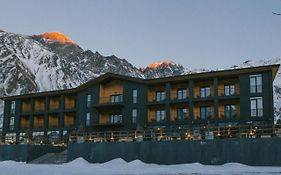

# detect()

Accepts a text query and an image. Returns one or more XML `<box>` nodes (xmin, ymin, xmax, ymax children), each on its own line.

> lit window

<box><xmin>87</xmin><ymin>94</ymin><xmax>92</xmax><ymax>107</ymax></box>
<box><xmin>86</xmin><ymin>113</ymin><xmax>91</xmax><ymax>126</ymax></box>
<box><xmin>156</xmin><ymin>110</ymin><xmax>166</xmax><ymax>122</ymax></box>
<box><xmin>251</xmin><ymin>97</ymin><xmax>263</xmax><ymax>117</ymax></box>
<box><xmin>250</xmin><ymin>74</ymin><xmax>262</xmax><ymax>93</ymax></box>
<box><xmin>133</xmin><ymin>89</ymin><xmax>137</xmax><ymax>103</ymax></box>
<box><xmin>132</xmin><ymin>109</ymin><xmax>137</xmax><ymax>123</ymax></box>
<box><xmin>224</xmin><ymin>85</ymin><xmax>235</xmax><ymax>96</ymax></box>
<box><xmin>200</xmin><ymin>87</ymin><xmax>211</xmax><ymax>98</ymax></box>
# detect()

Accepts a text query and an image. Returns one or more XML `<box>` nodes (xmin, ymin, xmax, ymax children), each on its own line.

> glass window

<box><xmin>10</xmin><ymin>101</ymin><xmax>16</xmax><ymax>115</ymax></box>
<box><xmin>200</xmin><ymin>87</ymin><xmax>211</xmax><ymax>98</ymax></box>
<box><xmin>250</xmin><ymin>74</ymin><xmax>262</xmax><ymax>93</ymax></box>
<box><xmin>224</xmin><ymin>104</ymin><xmax>236</xmax><ymax>118</ymax></box>
<box><xmin>250</xmin><ymin>97</ymin><xmax>263</xmax><ymax>117</ymax></box>
<box><xmin>156</xmin><ymin>110</ymin><xmax>166</xmax><ymax>122</ymax></box>
<box><xmin>87</xmin><ymin>94</ymin><xmax>92</xmax><ymax>107</ymax></box>
<box><xmin>177</xmin><ymin>89</ymin><xmax>187</xmax><ymax>100</ymax></box>
<box><xmin>110</xmin><ymin>94</ymin><xmax>123</xmax><ymax>103</ymax></box>
<box><xmin>224</xmin><ymin>85</ymin><xmax>235</xmax><ymax>96</ymax></box>
<box><xmin>110</xmin><ymin>114</ymin><xmax>122</xmax><ymax>124</ymax></box>
<box><xmin>177</xmin><ymin>108</ymin><xmax>188</xmax><ymax>121</ymax></box>
<box><xmin>133</xmin><ymin>89</ymin><xmax>137</xmax><ymax>103</ymax></box>
<box><xmin>9</xmin><ymin>117</ymin><xmax>15</xmax><ymax>131</ymax></box>
<box><xmin>156</xmin><ymin>91</ymin><xmax>166</xmax><ymax>101</ymax></box>
<box><xmin>132</xmin><ymin>109</ymin><xmax>137</xmax><ymax>123</ymax></box>
<box><xmin>86</xmin><ymin>113</ymin><xmax>91</xmax><ymax>126</ymax></box>
<box><xmin>200</xmin><ymin>106</ymin><xmax>211</xmax><ymax>120</ymax></box>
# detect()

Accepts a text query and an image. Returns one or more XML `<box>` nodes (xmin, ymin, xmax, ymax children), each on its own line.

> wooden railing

<box><xmin>69</xmin><ymin>124</ymin><xmax>281</xmax><ymax>144</ymax></box>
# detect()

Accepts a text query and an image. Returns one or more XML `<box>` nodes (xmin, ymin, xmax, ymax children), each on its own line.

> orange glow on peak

<box><xmin>41</xmin><ymin>32</ymin><xmax>75</xmax><ymax>45</ymax></box>
<box><xmin>147</xmin><ymin>61</ymin><xmax>176</xmax><ymax>70</ymax></box>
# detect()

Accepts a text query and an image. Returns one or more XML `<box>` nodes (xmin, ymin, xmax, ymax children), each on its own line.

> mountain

<box><xmin>0</xmin><ymin>30</ymin><xmax>280</xmax><ymax>125</ymax></box>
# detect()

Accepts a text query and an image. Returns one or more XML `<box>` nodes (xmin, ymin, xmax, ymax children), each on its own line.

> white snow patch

<box><xmin>0</xmin><ymin>158</ymin><xmax>281</xmax><ymax>175</ymax></box>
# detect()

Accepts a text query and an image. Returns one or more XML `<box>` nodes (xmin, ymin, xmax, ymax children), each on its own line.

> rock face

<box><xmin>0</xmin><ymin>30</ymin><xmax>280</xmax><ymax>124</ymax></box>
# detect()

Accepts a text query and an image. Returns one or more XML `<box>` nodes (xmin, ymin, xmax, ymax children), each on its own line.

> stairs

<box><xmin>29</xmin><ymin>150</ymin><xmax>68</xmax><ymax>164</ymax></box>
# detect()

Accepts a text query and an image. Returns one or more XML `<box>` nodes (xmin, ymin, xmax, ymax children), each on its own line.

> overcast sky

<box><xmin>1</xmin><ymin>0</ymin><xmax>281</xmax><ymax>69</ymax></box>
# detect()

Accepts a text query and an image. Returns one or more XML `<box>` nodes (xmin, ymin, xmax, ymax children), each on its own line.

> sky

<box><xmin>0</xmin><ymin>0</ymin><xmax>281</xmax><ymax>69</ymax></box>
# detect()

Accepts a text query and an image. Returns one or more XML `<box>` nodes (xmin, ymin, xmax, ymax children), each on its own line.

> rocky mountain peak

<box><xmin>40</xmin><ymin>32</ymin><xmax>76</xmax><ymax>45</ymax></box>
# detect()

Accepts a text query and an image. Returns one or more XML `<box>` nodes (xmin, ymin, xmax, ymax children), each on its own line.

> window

<box><xmin>133</xmin><ymin>89</ymin><xmax>137</xmax><ymax>103</ymax></box>
<box><xmin>200</xmin><ymin>87</ymin><xmax>211</xmax><ymax>98</ymax></box>
<box><xmin>86</xmin><ymin>113</ymin><xmax>91</xmax><ymax>126</ymax></box>
<box><xmin>224</xmin><ymin>104</ymin><xmax>236</xmax><ymax>118</ymax></box>
<box><xmin>177</xmin><ymin>108</ymin><xmax>188</xmax><ymax>121</ymax></box>
<box><xmin>224</xmin><ymin>85</ymin><xmax>235</xmax><ymax>96</ymax></box>
<box><xmin>250</xmin><ymin>74</ymin><xmax>262</xmax><ymax>93</ymax></box>
<box><xmin>10</xmin><ymin>101</ymin><xmax>16</xmax><ymax>115</ymax></box>
<box><xmin>110</xmin><ymin>95</ymin><xmax>123</xmax><ymax>103</ymax></box>
<box><xmin>132</xmin><ymin>109</ymin><xmax>137</xmax><ymax>123</ymax></box>
<box><xmin>87</xmin><ymin>94</ymin><xmax>92</xmax><ymax>107</ymax></box>
<box><xmin>156</xmin><ymin>110</ymin><xmax>166</xmax><ymax>122</ymax></box>
<box><xmin>156</xmin><ymin>91</ymin><xmax>166</xmax><ymax>101</ymax></box>
<box><xmin>251</xmin><ymin>97</ymin><xmax>263</xmax><ymax>117</ymax></box>
<box><xmin>177</xmin><ymin>89</ymin><xmax>187</xmax><ymax>100</ymax></box>
<box><xmin>110</xmin><ymin>114</ymin><xmax>122</xmax><ymax>124</ymax></box>
<box><xmin>200</xmin><ymin>106</ymin><xmax>211</xmax><ymax>120</ymax></box>
<box><xmin>9</xmin><ymin>117</ymin><xmax>15</xmax><ymax>131</ymax></box>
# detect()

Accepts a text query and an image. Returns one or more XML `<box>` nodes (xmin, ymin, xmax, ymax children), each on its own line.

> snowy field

<box><xmin>0</xmin><ymin>158</ymin><xmax>281</xmax><ymax>175</ymax></box>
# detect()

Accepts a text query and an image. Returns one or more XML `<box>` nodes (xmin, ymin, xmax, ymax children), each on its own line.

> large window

<box><xmin>251</xmin><ymin>97</ymin><xmax>263</xmax><ymax>117</ymax></box>
<box><xmin>200</xmin><ymin>87</ymin><xmax>211</xmax><ymax>98</ymax></box>
<box><xmin>200</xmin><ymin>106</ymin><xmax>211</xmax><ymax>120</ymax></box>
<box><xmin>87</xmin><ymin>94</ymin><xmax>92</xmax><ymax>107</ymax></box>
<box><xmin>224</xmin><ymin>85</ymin><xmax>235</xmax><ymax>96</ymax></box>
<box><xmin>110</xmin><ymin>94</ymin><xmax>123</xmax><ymax>103</ymax></box>
<box><xmin>86</xmin><ymin>113</ymin><xmax>91</xmax><ymax>126</ymax></box>
<box><xmin>110</xmin><ymin>114</ymin><xmax>122</xmax><ymax>124</ymax></box>
<box><xmin>156</xmin><ymin>91</ymin><xmax>166</xmax><ymax>101</ymax></box>
<box><xmin>156</xmin><ymin>110</ymin><xmax>166</xmax><ymax>122</ymax></box>
<box><xmin>250</xmin><ymin>74</ymin><xmax>262</xmax><ymax>93</ymax></box>
<box><xmin>10</xmin><ymin>101</ymin><xmax>16</xmax><ymax>115</ymax></box>
<box><xmin>132</xmin><ymin>109</ymin><xmax>137</xmax><ymax>123</ymax></box>
<box><xmin>224</xmin><ymin>104</ymin><xmax>236</xmax><ymax>118</ymax></box>
<box><xmin>9</xmin><ymin>117</ymin><xmax>15</xmax><ymax>131</ymax></box>
<box><xmin>133</xmin><ymin>89</ymin><xmax>138</xmax><ymax>104</ymax></box>
<box><xmin>177</xmin><ymin>108</ymin><xmax>188</xmax><ymax>121</ymax></box>
<box><xmin>177</xmin><ymin>89</ymin><xmax>187</xmax><ymax>100</ymax></box>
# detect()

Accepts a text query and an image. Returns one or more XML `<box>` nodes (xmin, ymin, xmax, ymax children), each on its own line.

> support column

<box><xmin>214</xmin><ymin>77</ymin><xmax>219</xmax><ymax>120</ymax></box>
<box><xmin>189</xmin><ymin>80</ymin><xmax>194</xmax><ymax>122</ymax></box>
<box><xmin>165</xmin><ymin>83</ymin><xmax>171</xmax><ymax>123</ymax></box>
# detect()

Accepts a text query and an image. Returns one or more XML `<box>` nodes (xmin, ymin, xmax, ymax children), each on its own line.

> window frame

<box><xmin>250</xmin><ymin>74</ymin><xmax>262</xmax><ymax>93</ymax></box>
<box><xmin>86</xmin><ymin>112</ymin><xmax>91</xmax><ymax>126</ymax></box>
<box><xmin>155</xmin><ymin>109</ymin><xmax>166</xmax><ymax>122</ymax></box>
<box><xmin>155</xmin><ymin>91</ymin><xmax>166</xmax><ymax>102</ymax></box>
<box><xmin>200</xmin><ymin>87</ymin><xmax>211</xmax><ymax>98</ymax></box>
<box><xmin>132</xmin><ymin>89</ymin><xmax>138</xmax><ymax>104</ymax></box>
<box><xmin>177</xmin><ymin>89</ymin><xmax>187</xmax><ymax>100</ymax></box>
<box><xmin>200</xmin><ymin>106</ymin><xmax>211</xmax><ymax>120</ymax></box>
<box><xmin>250</xmin><ymin>97</ymin><xmax>263</xmax><ymax>117</ymax></box>
<box><xmin>132</xmin><ymin>109</ymin><xmax>137</xmax><ymax>123</ymax></box>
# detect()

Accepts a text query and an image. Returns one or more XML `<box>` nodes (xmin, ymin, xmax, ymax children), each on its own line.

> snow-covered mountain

<box><xmin>0</xmin><ymin>30</ymin><xmax>280</xmax><ymax>123</ymax></box>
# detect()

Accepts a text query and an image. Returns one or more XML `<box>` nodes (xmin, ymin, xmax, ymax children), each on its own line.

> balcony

<box><xmin>96</xmin><ymin>112</ymin><xmax>124</xmax><ymax>129</ymax></box>
<box><xmin>21</xmin><ymin>100</ymin><xmax>31</xmax><ymax>113</ymax></box>
<box><xmin>218</xmin><ymin>110</ymin><xmax>240</xmax><ymax>120</ymax></box>
<box><xmin>64</xmin><ymin>96</ymin><xmax>76</xmax><ymax>110</ymax></box>
<box><xmin>33</xmin><ymin>115</ymin><xmax>44</xmax><ymax>129</ymax></box>
<box><xmin>49</xmin><ymin>97</ymin><xmax>61</xmax><ymax>111</ymax></box>
<box><xmin>34</xmin><ymin>98</ymin><xmax>45</xmax><ymax>112</ymax></box>
<box><xmin>170</xmin><ymin>92</ymin><xmax>188</xmax><ymax>104</ymax></box>
<box><xmin>20</xmin><ymin>116</ymin><xmax>30</xmax><ymax>129</ymax></box>
<box><xmin>94</xmin><ymin>95</ymin><xmax>124</xmax><ymax>108</ymax></box>
<box><xmin>193</xmin><ymin>82</ymin><xmax>214</xmax><ymax>101</ymax></box>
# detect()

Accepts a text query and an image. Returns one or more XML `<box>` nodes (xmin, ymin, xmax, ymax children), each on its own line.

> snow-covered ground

<box><xmin>0</xmin><ymin>158</ymin><xmax>281</xmax><ymax>175</ymax></box>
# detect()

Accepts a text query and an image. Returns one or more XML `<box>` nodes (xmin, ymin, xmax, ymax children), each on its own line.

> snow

<box><xmin>0</xmin><ymin>158</ymin><xmax>281</xmax><ymax>175</ymax></box>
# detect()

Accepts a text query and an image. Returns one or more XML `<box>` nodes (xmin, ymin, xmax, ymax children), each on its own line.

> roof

<box><xmin>1</xmin><ymin>64</ymin><xmax>279</xmax><ymax>100</ymax></box>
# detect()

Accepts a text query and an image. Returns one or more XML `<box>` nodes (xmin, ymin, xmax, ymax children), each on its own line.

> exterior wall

<box><xmin>1</xmin><ymin>69</ymin><xmax>276</xmax><ymax>142</ymax></box>
<box><xmin>67</xmin><ymin>138</ymin><xmax>281</xmax><ymax>166</ymax></box>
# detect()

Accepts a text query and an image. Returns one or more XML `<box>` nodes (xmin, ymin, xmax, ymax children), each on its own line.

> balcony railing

<box><xmin>170</xmin><ymin>93</ymin><xmax>188</xmax><ymax>101</ymax></box>
<box><xmin>218</xmin><ymin>110</ymin><xmax>240</xmax><ymax>119</ymax></box>
<box><xmin>99</xmin><ymin>95</ymin><xmax>123</xmax><ymax>105</ymax></box>
<box><xmin>218</xmin><ymin>88</ymin><xmax>240</xmax><ymax>97</ymax></box>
